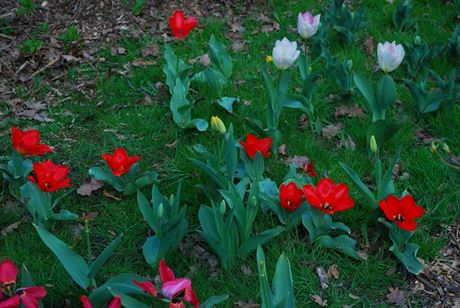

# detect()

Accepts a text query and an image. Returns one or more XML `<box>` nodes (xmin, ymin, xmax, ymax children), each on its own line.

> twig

<box><xmin>30</xmin><ymin>55</ymin><xmax>61</xmax><ymax>78</ymax></box>
<box><xmin>0</xmin><ymin>33</ymin><xmax>14</xmax><ymax>40</ymax></box>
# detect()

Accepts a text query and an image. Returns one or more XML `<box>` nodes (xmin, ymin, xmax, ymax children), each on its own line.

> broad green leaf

<box><xmin>377</xmin><ymin>75</ymin><xmax>396</xmax><ymax>109</ymax></box>
<box><xmin>354</xmin><ymin>74</ymin><xmax>378</xmax><ymax>119</ymax></box>
<box><xmin>339</xmin><ymin>162</ymin><xmax>378</xmax><ymax>209</ymax></box>
<box><xmin>218</xmin><ymin>96</ymin><xmax>239</xmax><ymax>113</ymax></box>
<box><xmin>239</xmin><ymin>226</ymin><xmax>284</xmax><ymax>258</ymax></box>
<box><xmin>34</xmin><ymin>224</ymin><xmax>90</xmax><ymax>289</ymax></box>
<box><xmin>257</xmin><ymin>246</ymin><xmax>275</xmax><ymax>307</ymax></box>
<box><xmin>87</xmin><ymin>235</ymin><xmax>123</xmax><ymax>280</ymax></box>
<box><xmin>90</xmin><ymin>274</ymin><xmax>148</xmax><ymax>307</ymax></box>
<box><xmin>200</xmin><ymin>294</ymin><xmax>230</xmax><ymax>308</ymax></box>
<box><xmin>143</xmin><ymin>236</ymin><xmax>163</xmax><ymax>266</ymax></box>
<box><xmin>367</xmin><ymin>120</ymin><xmax>399</xmax><ymax>148</ymax></box>
<box><xmin>272</xmin><ymin>253</ymin><xmax>295</xmax><ymax>308</ymax></box>
<box><xmin>110</xmin><ymin>291</ymin><xmax>151</xmax><ymax>308</ymax></box>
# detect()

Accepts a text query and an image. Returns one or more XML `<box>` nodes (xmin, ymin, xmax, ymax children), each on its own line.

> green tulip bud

<box><xmin>346</xmin><ymin>60</ymin><xmax>353</xmax><ymax>70</ymax></box>
<box><xmin>370</xmin><ymin>135</ymin><xmax>378</xmax><ymax>153</ymax></box>
<box><xmin>219</xmin><ymin>200</ymin><xmax>226</xmax><ymax>215</ymax></box>
<box><xmin>210</xmin><ymin>116</ymin><xmax>226</xmax><ymax>134</ymax></box>
<box><xmin>442</xmin><ymin>143</ymin><xmax>451</xmax><ymax>154</ymax></box>
<box><xmin>430</xmin><ymin>141</ymin><xmax>438</xmax><ymax>154</ymax></box>
<box><xmin>156</xmin><ymin>203</ymin><xmax>164</xmax><ymax>218</ymax></box>
<box><xmin>414</xmin><ymin>36</ymin><xmax>421</xmax><ymax>45</ymax></box>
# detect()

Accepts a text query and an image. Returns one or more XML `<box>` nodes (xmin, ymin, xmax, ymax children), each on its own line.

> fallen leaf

<box><xmin>327</xmin><ymin>264</ymin><xmax>340</xmax><ymax>279</ymax></box>
<box><xmin>278</xmin><ymin>144</ymin><xmax>287</xmax><ymax>155</ymax></box>
<box><xmin>232</xmin><ymin>40</ymin><xmax>246</xmax><ymax>52</ymax></box>
<box><xmin>141</xmin><ymin>45</ymin><xmax>160</xmax><ymax>57</ymax></box>
<box><xmin>316</xmin><ymin>266</ymin><xmax>329</xmax><ymax>289</ymax></box>
<box><xmin>103</xmin><ymin>190</ymin><xmax>122</xmax><ymax>201</ymax></box>
<box><xmin>240</xmin><ymin>265</ymin><xmax>254</xmax><ymax>276</ymax></box>
<box><xmin>321</xmin><ymin>123</ymin><xmax>343</xmax><ymax>140</ymax></box>
<box><xmin>365</xmin><ymin>36</ymin><xmax>376</xmax><ymax>56</ymax></box>
<box><xmin>283</xmin><ymin>155</ymin><xmax>310</xmax><ymax>169</ymax></box>
<box><xmin>77</xmin><ymin>178</ymin><xmax>103</xmax><ymax>196</ymax></box>
<box><xmin>131</xmin><ymin>59</ymin><xmax>156</xmax><ymax>67</ymax></box>
<box><xmin>1</xmin><ymin>221</ymin><xmax>22</xmax><ymax>236</ymax></box>
<box><xmin>261</xmin><ymin>22</ymin><xmax>280</xmax><ymax>33</ymax></box>
<box><xmin>310</xmin><ymin>294</ymin><xmax>328</xmax><ymax>307</ymax></box>
<box><xmin>348</xmin><ymin>293</ymin><xmax>360</xmax><ymax>300</ymax></box>
<box><xmin>337</xmin><ymin>136</ymin><xmax>356</xmax><ymax>151</ymax></box>
<box><xmin>386</xmin><ymin>287</ymin><xmax>405</xmax><ymax>307</ymax></box>
<box><xmin>298</xmin><ymin>114</ymin><xmax>309</xmax><ymax>131</ymax></box>
<box><xmin>334</xmin><ymin>105</ymin><xmax>366</xmax><ymax>118</ymax></box>
<box><xmin>386</xmin><ymin>266</ymin><xmax>397</xmax><ymax>276</ymax></box>
<box><xmin>234</xmin><ymin>300</ymin><xmax>261</xmax><ymax>308</ymax></box>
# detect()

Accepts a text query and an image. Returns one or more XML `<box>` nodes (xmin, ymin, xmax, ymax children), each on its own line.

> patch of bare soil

<box><xmin>407</xmin><ymin>223</ymin><xmax>460</xmax><ymax>307</ymax></box>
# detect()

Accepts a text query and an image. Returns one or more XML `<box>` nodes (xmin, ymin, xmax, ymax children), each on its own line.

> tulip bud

<box><xmin>156</xmin><ymin>203</ymin><xmax>164</xmax><ymax>218</ymax></box>
<box><xmin>210</xmin><ymin>116</ymin><xmax>226</xmax><ymax>134</ymax></box>
<box><xmin>377</xmin><ymin>41</ymin><xmax>405</xmax><ymax>73</ymax></box>
<box><xmin>346</xmin><ymin>60</ymin><xmax>353</xmax><ymax>70</ymax></box>
<box><xmin>442</xmin><ymin>143</ymin><xmax>451</xmax><ymax>154</ymax></box>
<box><xmin>370</xmin><ymin>135</ymin><xmax>378</xmax><ymax>153</ymax></box>
<box><xmin>430</xmin><ymin>141</ymin><xmax>438</xmax><ymax>154</ymax></box>
<box><xmin>219</xmin><ymin>200</ymin><xmax>226</xmax><ymax>215</ymax></box>
<box><xmin>414</xmin><ymin>36</ymin><xmax>421</xmax><ymax>45</ymax></box>
<box><xmin>297</xmin><ymin>11</ymin><xmax>321</xmax><ymax>39</ymax></box>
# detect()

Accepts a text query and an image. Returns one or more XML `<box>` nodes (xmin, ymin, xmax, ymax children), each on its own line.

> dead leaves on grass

<box><xmin>77</xmin><ymin>178</ymin><xmax>103</xmax><ymax>196</ymax></box>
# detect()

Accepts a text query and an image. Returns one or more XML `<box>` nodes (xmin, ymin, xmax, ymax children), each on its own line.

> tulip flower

<box><xmin>133</xmin><ymin>260</ymin><xmax>199</xmax><ymax>308</ymax></box>
<box><xmin>102</xmin><ymin>147</ymin><xmax>141</xmax><ymax>176</ymax></box>
<box><xmin>239</xmin><ymin>134</ymin><xmax>272</xmax><ymax>159</ymax></box>
<box><xmin>28</xmin><ymin>160</ymin><xmax>71</xmax><ymax>192</ymax></box>
<box><xmin>271</xmin><ymin>37</ymin><xmax>300</xmax><ymax>70</ymax></box>
<box><xmin>0</xmin><ymin>259</ymin><xmax>47</xmax><ymax>308</ymax></box>
<box><xmin>279</xmin><ymin>182</ymin><xmax>303</xmax><ymax>212</ymax></box>
<box><xmin>302</xmin><ymin>178</ymin><xmax>355</xmax><ymax>215</ymax></box>
<box><xmin>169</xmin><ymin>10</ymin><xmax>198</xmax><ymax>40</ymax></box>
<box><xmin>81</xmin><ymin>295</ymin><xmax>121</xmax><ymax>308</ymax></box>
<box><xmin>378</xmin><ymin>195</ymin><xmax>425</xmax><ymax>232</ymax></box>
<box><xmin>210</xmin><ymin>116</ymin><xmax>226</xmax><ymax>134</ymax></box>
<box><xmin>303</xmin><ymin>162</ymin><xmax>317</xmax><ymax>178</ymax></box>
<box><xmin>11</xmin><ymin>127</ymin><xmax>52</xmax><ymax>156</ymax></box>
<box><xmin>297</xmin><ymin>11</ymin><xmax>321</xmax><ymax>39</ymax></box>
<box><xmin>377</xmin><ymin>41</ymin><xmax>405</xmax><ymax>73</ymax></box>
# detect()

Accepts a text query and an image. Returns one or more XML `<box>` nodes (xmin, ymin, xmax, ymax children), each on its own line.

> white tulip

<box><xmin>272</xmin><ymin>37</ymin><xmax>300</xmax><ymax>70</ymax></box>
<box><xmin>297</xmin><ymin>11</ymin><xmax>321</xmax><ymax>39</ymax></box>
<box><xmin>377</xmin><ymin>41</ymin><xmax>405</xmax><ymax>73</ymax></box>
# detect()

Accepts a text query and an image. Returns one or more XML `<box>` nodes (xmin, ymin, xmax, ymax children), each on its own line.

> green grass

<box><xmin>1</xmin><ymin>0</ymin><xmax>459</xmax><ymax>306</ymax></box>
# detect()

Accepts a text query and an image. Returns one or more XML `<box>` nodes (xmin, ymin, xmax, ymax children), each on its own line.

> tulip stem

<box><xmin>84</xmin><ymin>219</ymin><xmax>93</xmax><ymax>264</ymax></box>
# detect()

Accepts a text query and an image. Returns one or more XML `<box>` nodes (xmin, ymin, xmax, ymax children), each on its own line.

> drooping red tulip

<box><xmin>302</xmin><ymin>178</ymin><xmax>355</xmax><ymax>215</ymax></box>
<box><xmin>11</xmin><ymin>127</ymin><xmax>52</xmax><ymax>156</ymax></box>
<box><xmin>0</xmin><ymin>260</ymin><xmax>46</xmax><ymax>308</ymax></box>
<box><xmin>378</xmin><ymin>194</ymin><xmax>425</xmax><ymax>232</ymax></box>
<box><xmin>169</xmin><ymin>10</ymin><xmax>198</xmax><ymax>40</ymax></box>
<box><xmin>132</xmin><ymin>280</ymin><xmax>158</xmax><ymax>297</ymax></box>
<box><xmin>279</xmin><ymin>182</ymin><xmax>303</xmax><ymax>212</ymax></box>
<box><xmin>80</xmin><ymin>295</ymin><xmax>121</xmax><ymax>308</ymax></box>
<box><xmin>160</xmin><ymin>259</ymin><xmax>199</xmax><ymax>308</ymax></box>
<box><xmin>240</xmin><ymin>134</ymin><xmax>272</xmax><ymax>159</ymax></box>
<box><xmin>28</xmin><ymin>160</ymin><xmax>71</xmax><ymax>192</ymax></box>
<box><xmin>303</xmin><ymin>162</ymin><xmax>317</xmax><ymax>178</ymax></box>
<box><xmin>102</xmin><ymin>147</ymin><xmax>141</xmax><ymax>176</ymax></box>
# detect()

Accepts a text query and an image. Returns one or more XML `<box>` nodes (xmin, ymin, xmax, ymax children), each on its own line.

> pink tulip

<box><xmin>297</xmin><ymin>11</ymin><xmax>321</xmax><ymax>39</ymax></box>
<box><xmin>377</xmin><ymin>41</ymin><xmax>405</xmax><ymax>73</ymax></box>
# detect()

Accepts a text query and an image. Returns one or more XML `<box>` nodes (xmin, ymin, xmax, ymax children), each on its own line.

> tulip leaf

<box><xmin>315</xmin><ymin>234</ymin><xmax>364</xmax><ymax>260</ymax></box>
<box><xmin>88</xmin><ymin>234</ymin><xmax>123</xmax><ymax>280</ymax></box>
<box><xmin>21</xmin><ymin>181</ymin><xmax>52</xmax><ymax>222</ymax></box>
<box><xmin>200</xmin><ymin>294</ymin><xmax>230</xmax><ymax>308</ymax></box>
<box><xmin>272</xmin><ymin>253</ymin><xmax>295</xmax><ymax>308</ymax></box>
<box><xmin>34</xmin><ymin>224</ymin><xmax>90</xmax><ymax>289</ymax></box>
<box><xmin>354</xmin><ymin>74</ymin><xmax>379</xmax><ymax>120</ymax></box>
<box><xmin>109</xmin><ymin>291</ymin><xmax>151</xmax><ymax>308</ymax></box>
<box><xmin>90</xmin><ymin>274</ymin><xmax>148</xmax><ymax>307</ymax></box>
<box><xmin>257</xmin><ymin>245</ymin><xmax>275</xmax><ymax>307</ymax></box>
<box><xmin>339</xmin><ymin>161</ymin><xmax>378</xmax><ymax>209</ymax></box>
<box><xmin>208</xmin><ymin>34</ymin><xmax>232</xmax><ymax>79</ymax></box>
<box><xmin>89</xmin><ymin>167</ymin><xmax>125</xmax><ymax>192</ymax></box>
<box><xmin>188</xmin><ymin>118</ymin><xmax>209</xmax><ymax>132</ymax></box>
<box><xmin>367</xmin><ymin>120</ymin><xmax>399</xmax><ymax>149</ymax></box>
<box><xmin>377</xmin><ymin>75</ymin><xmax>396</xmax><ymax>109</ymax></box>
<box><xmin>239</xmin><ymin>226</ymin><xmax>284</xmax><ymax>258</ymax></box>
<box><xmin>218</xmin><ymin>96</ymin><xmax>239</xmax><ymax>113</ymax></box>
<box><xmin>48</xmin><ymin>209</ymin><xmax>79</xmax><ymax>221</ymax></box>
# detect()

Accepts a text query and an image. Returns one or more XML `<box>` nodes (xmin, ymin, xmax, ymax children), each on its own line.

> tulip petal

<box><xmin>0</xmin><ymin>259</ymin><xmax>18</xmax><ymax>285</ymax></box>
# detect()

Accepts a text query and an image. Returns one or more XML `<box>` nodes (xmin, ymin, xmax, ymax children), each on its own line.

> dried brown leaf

<box><xmin>141</xmin><ymin>45</ymin><xmax>160</xmax><ymax>57</ymax></box>
<box><xmin>310</xmin><ymin>294</ymin><xmax>328</xmax><ymax>307</ymax></box>
<box><xmin>327</xmin><ymin>264</ymin><xmax>340</xmax><ymax>279</ymax></box>
<box><xmin>316</xmin><ymin>266</ymin><xmax>329</xmax><ymax>289</ymax></box>
<box><xmin>321</xmin><ymin>123</ymin><xmax>343</xmax><ymax>140</ymax></box>
<box><xmin>103</xmin><ymin>190</ymin><xmax>122</xmax><ymax>201</ymax></box>
<box><xmin>283</xmin><ymin>155</ymin><xmax>310</xmax><ymax>169</ymax></box>
<box><xmin>77</xmin><ymin>178</ymin><xmax>103</xmax><ymax>196</ymax></box>
<box><xmin>334</xmin><ymin>105</ymin><xmax>366</xmax><ymax>118</ymax></box>
<box><xmin>278</xmin><ymin>144</ymin><xmax>287</xmax><ymax>155</ymax></box>
<box><xmin>386</xmin><ymin>287</ymin><xmax>405</xmax><ymax>306</ymax></box>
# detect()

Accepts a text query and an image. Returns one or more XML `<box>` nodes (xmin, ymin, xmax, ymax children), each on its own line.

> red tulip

<box><xmin>80</xmin><ymin>295</ymin><xmax>121</xmax><ymax>308</ymax></box>
<box><xmin>240</xmin><ymin>134</ymin><xmax>272</xmax><ymax>159</ymax></box>
<box><xmin>160</xmin><ymin>260</ymin><xmax>199</xmax><ymax>308</ymax></box>
<box><xmin>11</xmin><ymin>127</ymin><xmax>52</xmax><ymax>156</ymax></box>
<box><xmin>302</xmin><ymin>178</ymin><xmax>355</xmax><ymax>215</ymax></box>
<box><xmin>0</xmin><ymin>260</ymin><xmax>18</xmax><ymax>287</ymax></box>
<box><xmin>169</xmin><ymin>10</ymin><xmax>198</xmax><ymax>40</ymax></box>
<box><xmin>0</xmin><ymin>260</ymin><xmax>46</xmax><ymax>308</ymax></box>
<box><xmin>17</xmin><ymin>286</ymin><xmax>47</xmax><ymax>308</ymax></box>
<box><xmin>132</xmin><ymin>280</ymin><xmax>158</xmax><ymax>297</ymax></box>
<box><xmin>303</xmin><ymin>162</ymin><xmax>317</xmax><ymax>178</ymax></box>
<box><xmin>28</xmin><ymin>161</ymin><xmax>71</xmax><ymax>192</ymax></box>
<box><xmin>0</xmin><ymin>295</ymin><xmax>20</xmax><ymax>308</ymax></box>
<box><xmin>102</xmin><ymin>147</ymin><xmax>141</xmax><ymax>176</ymax></box>
<box><xmin>378</xmin><ymin>195</ymin><xmax>425</xmax><ymax>232</ymax></box>
<box><xmin>279</xmin><ymin>182</ymin><xmax>303</xmax><ymax>212</ymax></box>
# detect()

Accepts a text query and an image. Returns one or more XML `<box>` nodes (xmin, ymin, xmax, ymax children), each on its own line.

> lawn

<box><xmin>1</xmin><ymin>0</ymin><xmax>459</xmax><ymax>307</ymax></box>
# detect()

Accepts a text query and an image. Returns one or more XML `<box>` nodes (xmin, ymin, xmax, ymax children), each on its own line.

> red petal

<box><xmin>21</xmin><ymin>130</ymin><xmax>40</xmax><ymax>146</ymax></box>
<box><xmin>0</xmin><ymin>259</ymin><xmax>18</xmax><ymax>285</ymax></box>
<box><xmin>302</xmin><ymin>185</ymin><xmax>322</xmax><ymax>208</ymax></box>
<box><xmin>19</xmin><ymin>286</ymin><xmax>47</xmax><ymax>308</ymax></box>
<box><xmin>183</xmin><ymin>284</ymin><xmax>200</xmax><ymax>308</ymax></box>
<box><xmin>398</xmin><ymin>220</ymin><xmax>417</xmax><ymax>232</ymax></box>
<box><xmin>108</xmin><ymin>296</ymin><xmax>121</xmax><ymax>308</ymax></box>
<box><xmin>257</xmin><ymin>137</ymin><xmax>272</xmax><ymax>156</ymax></box>
<box><xmin>159</xmin><ymin>260</ymin><xmax>175</xmax><ymax>283</ymax></box>
<box><xmin>132</xmin><ymin>280</ymin><xmax>158</xmax><ymax>297</ymax></box>
<box><xmin>0</xmin><ymin>295</ymin><xmax>20</xmax><ymax>308</ymax></box>
<box><xmin>317</xmin><ymin>178</ymin><xmax>335</xmax><ymax>199</ymax></box>
<box><xmin>378</xmin><ymin>195</ymin><xmax>400</xmax><ymax>221</ymax></box>
<box><xmin>399</xmin><ymin>195</ymin><xmax>425</xmax><ymax>220</ymax></box>
<box><xmin>80</xmin><ymin>295</ymin><xmax>93</xmax><ymax>308</ymax></box>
